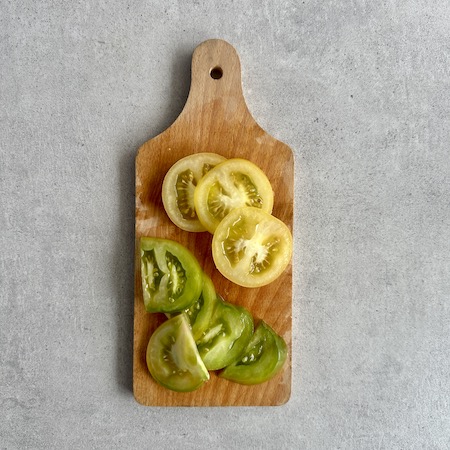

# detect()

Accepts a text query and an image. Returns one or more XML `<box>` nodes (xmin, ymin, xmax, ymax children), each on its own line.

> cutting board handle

<box><xmin>179</xmin><ymin>39</ymin><xmax>252</xmax><ymax>129</ymax></box>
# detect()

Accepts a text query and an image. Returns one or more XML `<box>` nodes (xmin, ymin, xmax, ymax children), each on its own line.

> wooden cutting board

<box><xmin>133</xmin><ymin>39</ymin><xmax>294</xmax><ymax>406</ymax></box>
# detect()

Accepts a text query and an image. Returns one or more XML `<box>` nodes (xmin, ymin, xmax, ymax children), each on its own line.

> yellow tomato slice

<box><xmin>162</xmin><ymin>153</ymin><xmax>226</xmax><ymax>232</ymax></box>
<box><xmin>212</xmin><ymin>207</ymin><xmax>292</xmax><ymax>288</ymax></box>
<box><xmin>194</xmin><ymin>159</ymin><xmax>274</xmax><ymax>234</ymax></box>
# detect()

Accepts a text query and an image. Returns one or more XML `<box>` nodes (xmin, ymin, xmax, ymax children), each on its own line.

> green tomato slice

<box><xmin>183</xmin><ymin>273</ymin><xmax>218</xmax><ymax>341</ymax></box>
<box><xmin>219</xmin><ymin>321</ymin><xmax>288</xmax><ymax>385</ymax></box>
<box><xmin>196</xmin><ymin>297</ymin><xmax>254</xmax><ymax>371</ymax></box>
<box><xmin>146</xmin><ymin>313</ymin><xmax>209</xmax><ymax>392</ymax></box>
<box><xmin>140</xmin><ymin>238</ymin><xmax>203</xmax><ymax>313</ymax></box>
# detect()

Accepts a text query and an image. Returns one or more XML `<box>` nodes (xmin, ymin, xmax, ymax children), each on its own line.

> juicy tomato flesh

<box><xmin>162</xmin><ymin>153</ymin><xmax>226</xmax><ymax>232</ymax></box>
<box><xmin>196</xmin><ymin>297</ymin><xmax>254</xmax><ymax>371</ymax></box>
<box><xmin>146</xmin><ymin>313</ymin><xmax>209</xmax><ymax>392</ymax></box>
<box><xmin>212</xmin><ymin>207</ymin><xmax>293</xmax><ymax>288</ymax></box>
<box><xmin>140</xmin><ymin>238</ymin><xmax>203</xmax><ymax>313</ymax></box>
<box><xmin>194</xmin><ymin>158</ymin><xmax>274</xmax><ymax>233</ymax></box>
<box><xmin>183</xmin><ymin>273</ymin><xmax>218</xmax><ymax>342</ymax></box>
<box><xmin>219</xmin><ymin>321</ymin><xmax>288</xmax><ymax>385</ymax></box>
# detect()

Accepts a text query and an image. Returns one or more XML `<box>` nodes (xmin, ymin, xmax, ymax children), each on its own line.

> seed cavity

<box><xmin>222</xmin><ymin>237</ymin><xmax>247</xmax><ymax>266</ymax></box>
<box><xmin>207</xmin><ymin>182</ymin><xmax>232</xmax><ymax>220</ymax></box>
<box><xmin>142</xmin><ymin>249</ymin><xmax>162</xmax><ymax>293</ymax></box>
<box><xmin>176</xmin><ymin>169</ymin><xmax>197</xmax><ymax>220</ymax></box>
<box><xmin>231</xmin><ymin>172</ymin><xmax>263</xmax><ymax>208</ymax></box>
<box><xmin>166</xmin><ymin>252</ymin><xmax>186</xmax><ymax>297</ymax></box>
<box><xmin>249</xmin><ymin>238</ymin><xmax>280</xmax><ymax>274</ymax></box>
<box><xmin>202</xmin><ymin>163</ymin><xmax>216</xmax><ymax>176</ymax></box>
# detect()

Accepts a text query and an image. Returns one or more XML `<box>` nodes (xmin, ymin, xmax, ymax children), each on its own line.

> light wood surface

<box><xmin>133</xmin><ymin>39</ymin><xmax>294</xmax><ymax>406</ymax></box>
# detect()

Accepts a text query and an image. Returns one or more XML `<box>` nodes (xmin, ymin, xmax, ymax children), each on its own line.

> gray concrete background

<box><xmin>1</xmin><ymin>1</ymin><xmax>449</xmax><ymax>449</ymax></box>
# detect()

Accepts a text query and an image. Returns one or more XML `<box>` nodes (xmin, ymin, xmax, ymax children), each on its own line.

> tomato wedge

<box><xmin>212</xmin><ymin>207</ymin><xmax>293</xmax><ymax>288</ymax></box>
<box><xmin>183</xmin><ymin>273</ymin><xmax>218</xmax><ymax>341</ymax></box>
<box><xmin>140</xmin><ymin>238</ymin><xmax>203</xmax><ymax>313</ymax></box>
<box><xmin>194</xmin><ymin>158</ymin><xmax>274</xmax><ymax>233</ymax></box>
<box><xmin>219</xmin><ymin>321</ymin><xmax>288</xmax><ymax>385</ymax></box>
<box><xmin>162</xmin><ymin>153</ymin><xmax>226</xmax><ymax>232</ymax></box>
<box><xmin>146</xmin><ymin>313</ymin><xmax>209</xmax><ymax>392</ymax></box>
<box><xmin>196</xmin><ymin>297</ymin><xmax>254</xmax><ymax>371</ymax></box>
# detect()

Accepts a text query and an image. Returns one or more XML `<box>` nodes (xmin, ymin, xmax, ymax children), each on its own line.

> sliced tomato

<box><xmin>162</xmin><ymin>152</ymin><xmax>226</xmax><ymax>232</ymax></box>
<box><xmin>194</xmin><ymin>158</ymin><xmax>274</xmax><ymax>233</ymax></box>
<box><xmin>183</xmin><ymin>273</ymin><xmax>218</xmax><ymax>341</ymax></box>
<box><xmin>196</xmin><ymin>297</ymin><xmax>254</xmax><ymax>371</ymax></box>
<box><xmin>140</xmin><ymin>237</ymin><xmax>203</xmax><ymax>313</ymax></box>
<box><xmin>219</xmin><ymin>321</ymin><xmax>288</xmax><ymax>385</ymax></box>
<box><xmin>146</xmin><ymin>313</ymin><xmax>209</xmax><ymax>392</ymax></box>
<box><xmin>212</xmin><ymin>207</ymin><xmax>292</xmax><ymax>288</ymax></box>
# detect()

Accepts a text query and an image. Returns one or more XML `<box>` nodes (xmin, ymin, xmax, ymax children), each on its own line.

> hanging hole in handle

<box><xmin>210</xmin><ymin>66</ymin><xmax>223</xmax><ymax>80</ymax></box>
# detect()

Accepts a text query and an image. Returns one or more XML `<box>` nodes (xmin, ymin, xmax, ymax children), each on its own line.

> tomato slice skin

<box><xmin>212</xmin><ymin>206</ymin><xmax>293</xmax><ymax>288</ymax></box>
<box><xmin>146</xmin><ymin>313</ymin><xmax>210</xmax><ymax>392</ymax></box>
<box><xmin>162</xmin><ymin>153</ymin><xmax>226</xmax><ymax>232</ymax></box>
<box><xmin>196</xmin><ymin>297</ymin><xmax>254</xmax><ymax>371</ymax></box>
<box><xmin>219</xmin><ymin>321</ymin><xmax>288</xmax><ymax>385</ymax></box>
<box><xmin>140</xmin><ymin>238</ymin><xmax>203</xmax><ymax>313</ymax></box>
<box><xmin>194</xmin><ymin>158</ymin><xmax>274</xmax><ymax>233</ymax></box>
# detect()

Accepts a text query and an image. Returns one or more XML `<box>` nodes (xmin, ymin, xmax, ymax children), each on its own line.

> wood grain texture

<box><xmin>133</xmin><ymin>39</ymin><xmax>294</xmax><ymax>406</ymax></box>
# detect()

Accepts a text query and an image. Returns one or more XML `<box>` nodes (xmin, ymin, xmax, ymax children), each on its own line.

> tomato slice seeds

<box><xmin>162</xmin><ymin>153</ymin><xmax>226</xmax><ymax>232</ymax></box>
<box><xmin>140</xmin><ymin>238</ymin><xmax>203</xmax><ymax>313</ymax></box>
<box><xmin>212</xmin><ymin>207</ymin><xmax>293</xmax><ymax>288</ymax></box>
<box><xmin>194</xmin><ymin>158</ymin><xmax>274</xmax><ymax>233</ymax></box>
<box><xmin>146</xmin><ymin>313</ymin><xmax>210</xmax><ymax>392</ymax></box>
<box><xmin>219</xmin><ymin>321</ymin><xmax>288</xmax><ymax>385</ymax></box>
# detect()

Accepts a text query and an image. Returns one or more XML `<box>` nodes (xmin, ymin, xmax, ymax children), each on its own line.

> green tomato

<box><xmin>183</xmin><ymin>273</ymin><xmax>218</xmax><ymax>341</ymax></box>
<box><xmin>140</xmin><ymin>238</ymin><xmax>203</xmax><ymax>313</ymax></box>
<box><xmin>219</xmin><ymin>321</ymin><xmax>288</xmax><ymax>385</ymax></box>
<box><xmin>146</xmin><ymin>313</ymin><xmax>209</xmax><ymax>392</ymax></box>
<box><xmin>196</xmin><ymin>297</ymin><xmax>254</xmax><ymax>371</ymax></box>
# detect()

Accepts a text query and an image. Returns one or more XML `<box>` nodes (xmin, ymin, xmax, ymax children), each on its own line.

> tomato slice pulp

<box><xmin>196</xmin><ymin>297</ymin><xmax>254</xmax><ymax>371</ymax></box>
<box><xmin>140</xmin><ymin>238</ymin><xmax>203</xmax><ymax>313</ymax></box>
<box><xmin>162</xmin><ymin>152</ymin><xmax>226</xmax><ymax>232</ymax></box>
<box><xmin>183</xmin><ymin>273</ymin><xmax>218</xmax><ymax>341</ymax></box>
<box><xmin>194</xmin><ymin>158</ymin><xmax>274</xmax><ymax>233</ymax></box>
<box><xmin>220</xmin><ymin>321</ymin><xmax>288</xmax><ymax>385</ymax></box>
<box><xmin>212</xmin><ymin>206</ymin><xmax>293</xmax><ymax>288</ymax></box>
<box><xmin>146</xmin><ymin>313</ymin><xmax>209</xmax><ymax>392</ymax></box>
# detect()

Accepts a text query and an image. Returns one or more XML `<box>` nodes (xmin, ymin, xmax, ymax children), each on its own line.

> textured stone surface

<box><xmin>1</xmin><ymin>1</ymin><xmax>449</xmax><ymax>449</ymax></box>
